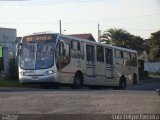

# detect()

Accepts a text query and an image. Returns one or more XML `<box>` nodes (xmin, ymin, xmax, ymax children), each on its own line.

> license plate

<box><xmin>28</xmin><ymin>70</ymin><xmax>34</xmax><ymax>73</ymax></box>
<box><xmin>32</xmin><ymin>76</ymin><xmax>39</xmax><ymax>80</ymax></box>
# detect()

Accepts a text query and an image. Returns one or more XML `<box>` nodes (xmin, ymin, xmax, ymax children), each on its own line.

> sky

<box><xmin>0</xmin><ymin>0</ymin><xmax>160</xmax><ymax>41</ymax></box>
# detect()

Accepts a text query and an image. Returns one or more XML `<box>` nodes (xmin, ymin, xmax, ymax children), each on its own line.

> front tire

<box><xmin>72</xmin><ymin>74</ymin><xmax>83</xmax><ymax>89</ymax></box>
<box><xmin>133</xmin><ymin>73</ymin><xmax>137</xmax><ymax>85</ymax></box>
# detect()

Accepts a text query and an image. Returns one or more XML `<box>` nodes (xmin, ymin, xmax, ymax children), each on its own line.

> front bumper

<box><xmin>19</xmin><ymin>73</ymin><xmax>58</xmax><ymax>84</ymax></box>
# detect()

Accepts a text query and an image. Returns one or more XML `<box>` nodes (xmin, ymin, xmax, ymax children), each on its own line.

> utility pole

<box><xmin>59</xmin><ymin>20</ymin><xmax>62</xmax><ymax>34</ymax></box>
<box><xmin>98</xmin><ymin>23</ymin><xmax>100</xmax><ymax>43</ymax></box>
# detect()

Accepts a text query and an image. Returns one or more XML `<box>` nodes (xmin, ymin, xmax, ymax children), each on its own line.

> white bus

<box><xmin>16</xmin><ymin>33</ymin><xmax>138</xmax><ymax>89</ymax></box>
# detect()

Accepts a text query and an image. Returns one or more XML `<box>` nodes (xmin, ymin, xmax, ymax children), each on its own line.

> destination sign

<box><xmin>24</xmin><ymin>35</ymin><xmax>53</xmax><ymax>42</ymax></box>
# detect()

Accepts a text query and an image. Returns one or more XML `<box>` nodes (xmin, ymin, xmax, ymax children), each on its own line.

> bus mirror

<box><xmin>16</xmin><ymin>43</ymin><xmax>22</xmax><ymax>56</ymax></box>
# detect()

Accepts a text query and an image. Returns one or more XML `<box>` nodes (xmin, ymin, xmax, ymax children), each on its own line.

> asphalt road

<box><xmin>0</xmin><ymin>81</ymin><xmax>160</xmax><ymax>114</ymax></box>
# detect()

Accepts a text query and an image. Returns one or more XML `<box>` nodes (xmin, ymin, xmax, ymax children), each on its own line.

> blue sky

<box><xmin>0</xmin><ymin>0</ymin><xmax>160</xmax><ymax>41</ymax></box>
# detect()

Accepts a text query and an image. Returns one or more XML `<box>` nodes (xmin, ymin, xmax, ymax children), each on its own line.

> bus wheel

<box><xmin>133</xmin><ymin>73</ymin><xmax>137</xmax><ymax>85</ymax></box>
<box><xmin>119</xmin><ymin>76</ymin><xmax>126</xmax><ymax>90</ymax></box>
<box><xmin>72</xmin><ymin>73</ymin><xmax>83</xmax><ymax>89</ymax></box>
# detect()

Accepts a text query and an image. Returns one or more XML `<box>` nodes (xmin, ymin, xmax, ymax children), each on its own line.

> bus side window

<box><xmin>86</xmin><ymin>45</ymin><xmax>94</xmax><ymax>64</ymax></box>
<box><xmin>124</xmin><ymin>52</ymin><xmax>131</xmax><ymax>66</ymax></box>
<box><xmin>71</xmin><ymin>40</ymin><xmax>80</xmax><ymax>59</ymax></box>
<box><xmin>105</xmin><ymin>48</ymin><xmax>113</xmax><ymax>67</ymax></box>
<box><xmin>80</xmin><ymin>42</ymin><xmax>84</xmax><ymax>59</ymax></box>
<box><xmin>131</xmin><ymin>53</ymin><xmax>137</xmax><ymax>67</ymax></box>
<box><xmin>115</xmin><ymin>50</ymin><xmax>123</xmax><ymax>58</ymax></box>
<box><xmin>115</xmin><ymin>50</ymin><xmax>123</xmax><ymax>65</ymax></box>
<box><xmin>97</xmin><ymin>46</ymin><xmax>104</xmax><ymax>62</ymax></box>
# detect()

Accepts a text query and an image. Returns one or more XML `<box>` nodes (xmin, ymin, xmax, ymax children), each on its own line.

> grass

<box><xmin>0</xmin><ymin>79</ymin><xmax>22</xmax><ymax>87</ymax></box>
<box><xmin>0</xmin><ymin>79</ymin><xmax>40</xmax><ymax>88</ymax></box>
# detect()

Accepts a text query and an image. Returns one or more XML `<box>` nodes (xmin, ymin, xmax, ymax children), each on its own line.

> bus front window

<box><xmin>20</xmin><ymin>42</ymin><xmax>54</xmax><ymax>69</ymax></box>
<box><xmin>20</xmin><ymin>43</ymin><xmax>35</xmax><ymax>69</ymax></box>
<box><xmin>36</xmin><ymin>43</ymin><xmax>54</xmax><ymax>69</ymax></box>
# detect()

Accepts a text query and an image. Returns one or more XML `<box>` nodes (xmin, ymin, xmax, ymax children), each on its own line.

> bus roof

<box><xmin>23</xmin><ymin>32</ymin><xmax>137</xmax><ymax>53</ymax></box>
<box><xmin>61</xmin><ymin>33</ymin><xmax>137</xmax><ymax>53</ymax></box>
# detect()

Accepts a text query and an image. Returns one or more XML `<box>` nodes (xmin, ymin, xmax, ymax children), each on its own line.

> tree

<box><xmin>100</xmin><ymin>28</ymin><xmax>144</xmax><ymax>51</ymax></box>
<box><xmin>148</xmin><ymin>30</ymin><xmax>160</xmax><ymax>61</ymax></box>
<box><xmin>100</xmin><ymin>28</ymin><xmax>128</xmax><ymax>45</ymax></box>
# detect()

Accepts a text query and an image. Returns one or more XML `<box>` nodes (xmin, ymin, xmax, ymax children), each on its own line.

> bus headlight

<box><xmin>43</xmin><ymin>70</ymin><xmax>54</xmax><ymax>75</ymax></box>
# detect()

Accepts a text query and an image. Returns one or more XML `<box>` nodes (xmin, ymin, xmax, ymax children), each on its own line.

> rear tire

<box><xmin>119</xmin><ymin>76</ymin><xmax>126</xmax><ymax>90</ymax></box>
<box><xmin>72</xmin><ymin>74</ymin><xmax>83</xmax><ymax>89</ymax></box>
<box><xmin>133</xmin><ymin>73</ymin><xmax>137</xmax><ymax>85</ymax></box>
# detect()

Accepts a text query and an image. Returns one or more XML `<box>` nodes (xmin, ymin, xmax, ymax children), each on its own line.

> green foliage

<box><xmin>100</xmin><ymin>28</ymin><xmax>144</xmax><ymax>51</ymax></box>
<box><xmin>0</xmin><ymin>79</ymin><xmax>38</xmax><ymax>88</ymax></box>
<box><xmin>0</xmin><ymin>79</ymin><xmax>21</xmax><ymax>87</ymax></box>
<box><xmin>148</xmin><ymin>30</ymin><xmax>160</xmax><ymax>61</ymax></box>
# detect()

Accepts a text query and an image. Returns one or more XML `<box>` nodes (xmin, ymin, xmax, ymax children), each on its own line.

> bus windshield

<box><xmin>20</xmin><ymin>42</ymin><xmax>55</xmax><ymax>69</ymax></box>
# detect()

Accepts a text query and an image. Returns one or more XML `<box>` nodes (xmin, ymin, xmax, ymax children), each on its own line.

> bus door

<box><xmin>86</xmin><ymin>44</ymin><xmax>96</xmax><ymax>81</ymax></box>
<box><xmin>57</xmin><ymin>37</ymin><xmax>70</xmax><ymax>72</ymax></box>
<box><xmin>124</xmin><ymin>52</ymin><xmax>138</xmax><ymax>85</ymax></box>
<box><xmin>105</xmin><ymin>48</ymin><xmax>114</xmax><ymax>85</ymax></box>
<box><xmin>123</xmin><ymin>52</ymin><xmax>132</xmax><ymax>83</ymax></box>
<box><xmin>96</xmin><ymin>46</ymin><xmax>105</xmax><ymax>85</ymax></box>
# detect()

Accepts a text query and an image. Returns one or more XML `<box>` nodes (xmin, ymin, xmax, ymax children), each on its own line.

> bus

<box><xmin>16</xmin><ymin>32</ymin><xmax>138</xmax><ymax>89</ymax></box>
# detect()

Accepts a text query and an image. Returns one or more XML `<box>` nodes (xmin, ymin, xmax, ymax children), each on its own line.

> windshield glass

<box><xmin>36</xmin><ymin>43</ymin><xmax>54</xmax><ymax>69</ymax></box>
<box><xmin>20</xmin><ymin>42</ymin><xmax>54</xmax><ymax>70</ymax></box>
<box><xmin>20</xmin><ymin>43</ymin><xmax>35</xmax><ymax>69</ymax></box>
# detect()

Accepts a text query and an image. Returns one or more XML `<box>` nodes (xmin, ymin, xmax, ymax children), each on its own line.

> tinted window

<box><xmin>115</xmin><ymin>50</ymin><xmax>123</xmax><ymax>65</ymax></box>
<box><xmin>97</xmin><ymin>46</ymin><xmax>104</xmax><ymax>62</ymax></box>
<box><xmin>86</xmin><ymin>45</ymin><xmax>94</xmax><ymax>64</ymax></box>
<box><xmin>131</xmin><ymin>53</ymin><xmax>137</xmax><ymax>67</ymax></box>
<box><xmin>115</xmin><ymin>50</ymin><xmax>123</xmax><ymax>58</ymax></box>
<box><xmin>124</xmin><ymin>52</ymin><xmax>131</xmax><ymax>66</ymax></box>
<box><xmin>105</xmin><ymin>48</ymin><xmax>113</xmax><ymax>67</ymax></box>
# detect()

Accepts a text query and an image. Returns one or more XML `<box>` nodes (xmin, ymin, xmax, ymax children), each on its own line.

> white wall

<box><xmin>144</xmin><ymin>62</ymin><xmax>160</xmax><ymax>73</ymax></box>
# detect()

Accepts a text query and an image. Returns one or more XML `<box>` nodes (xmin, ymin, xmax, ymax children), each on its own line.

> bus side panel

<box><xmin>59</xmin><ymin>64</ymin><xmax>74</xmax><ymax>84</ymax></box>
<box><xmin>114</xmin><ymin>62</ymin><xmax>124</xmax><ymax>86</ymax></box>
<box><xmin>96</xmin><ymin>61</ymin><xmax>106</xmax><ymax>85</ymax></box>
